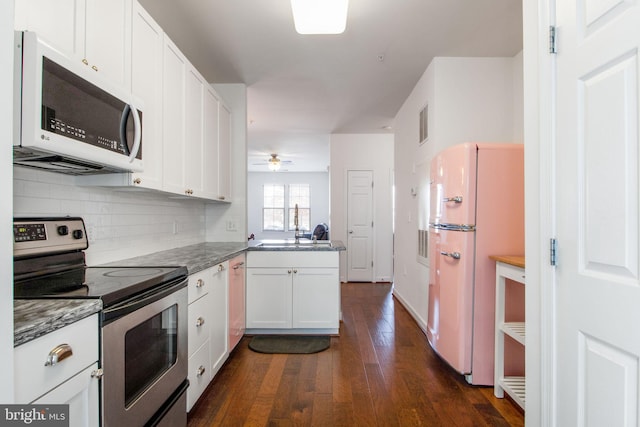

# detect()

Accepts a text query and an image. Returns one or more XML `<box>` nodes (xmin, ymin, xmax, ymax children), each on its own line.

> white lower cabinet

<box><xmin>246</xmin><ymin>251</ymin><xmax>340</xmax><ymax>333</ymax></box>
<box><xmin>14</xmin><ymin>314</ymin><xmax>100</xmax><ymax>427</ymax></box>
<box><xmin>209</xmin><ymin>263</ymin><xmax>228</xmax><ymax>377</ymax></box>
<box><xmin>186</xmin><ymin>262</ymin><xmax>229</xmax><ymax>412</ymax></box>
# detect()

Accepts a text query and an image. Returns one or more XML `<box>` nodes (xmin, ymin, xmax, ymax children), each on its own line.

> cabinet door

<box><xmin>217</xmin><ymin>102</ymin><xmax>232</xmax><ymax>201</ymax></box>
<box><xmin>33</xmin><ymin>363</ymin><xmax>100</xmax><ymax>427</ymax></box>
<box><xmin>246</xmin><ymin>268</ymin><xmax>292</xmax><ymax>329</ymax></box>
<box><xmin>130</xmin><ymin>1</ymin><xmax>163</xmax><ymax>190</ymax></box>
<box><xmin>84</xmin><ymin>0</ymin><xmax>131</xmax><ymax>86</ymax></box>
<box><xmin>162</xmin><ymin>36</ymin><xmax>187</xmax><ymax>195</ymax></box>
<box><xmin>228</xmin><ymin>255</ymin><xmax>246</xmax><ymax>350</ymax></box>
<box><xmin>202</xmin><ymin>86</ymin><xmax>220</xmax><ymax>200</ymax></box>
<box><xmin>292</xmin><ymin>268</ymin><xmax>340</xmax><ymax>329</ymax></box>
<box><xmin>14</xmin><ymin>0</ymin><xmax>85</xmax><ymax>62</ymax></box>
<box><xmin>184</xmin><ymin>66</ymin><xmax>205</xmax><ymax>197</ymax></box>
<box><xmin>209</xmin><ymin>263</ymin><xmax>228</xmax><ymax>377</ymax></box>
<box><xmin>188</xmin><ymin>293</ymin><xmax>210</xmax><ymax>356</ymax></box>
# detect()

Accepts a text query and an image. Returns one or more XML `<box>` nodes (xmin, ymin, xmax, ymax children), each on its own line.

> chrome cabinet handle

<box><xmin>293</xmin><ymin>269</ymin><xmax>297</xmax><ymax>274</ymax></box>
<box><xmin>82</xmin><ymin>58</ymin><xmax>88</xmax><ymax>65</ymax></box>
<box><xmin>440</xmin><ymin>251</ymin><xmax>461</xmax><ymax>260</ymax></box>
<box><xmin>288</xmin><ymin>270</ymin><xmax>292</xmax><ymax>274</ymax></box>
<box><xmin>196</xmin><ymin>317</ymin><xmax>205</xmax><ymax>327</ymax></box>
<box><xmin>443</xmin><ymin>196</ymin><xmax>463</xmax><ymax>203</ymax></box>
<box><xmin>91</xmin><ymin>368</ymin><xmax>104</xmax><ymax>379</ymax></box>
<box><xmin>218</xmin><ymin>264</ymin><xmax>225</xmax><ymax>272</ymax></box>
<box><xmin>44</xmin><ymin>343</ymin><xmax>73</xmax><ymax>366</ymax></box>
<box><xmin>91</xmin><ymin>65</ymin><xmax>98</xmax><ymax>72</ymax></box>
<box><xmin>233</xmin><ymin>262</ymin><xmax>245</xmax><ymax>270</ymax></box>
<box><xmin>197</xmin><ymin>365</ymin><xmax>206</xmax><ymax>377</ymax></box>
<box><xmin>196</xmin><ymin>278</ymin><xmax>205</xmax><ymax>288</ymax></box>
<box><xmin>133</xmin><ymin>177</ymin><xmax>142</xmax><ymax>185</ymax></box>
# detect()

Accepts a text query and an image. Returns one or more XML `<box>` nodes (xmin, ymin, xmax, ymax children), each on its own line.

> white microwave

<box><xmin>13</xmin><ymin>31</ymin><xmax>143</xmax><ymax>175</ymax></box>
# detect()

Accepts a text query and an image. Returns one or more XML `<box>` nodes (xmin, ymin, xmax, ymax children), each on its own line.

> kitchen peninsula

<box><xmin>246</xmin><ymin>239</ymin><xmax>345</xmax><ymax>335</ymax></box>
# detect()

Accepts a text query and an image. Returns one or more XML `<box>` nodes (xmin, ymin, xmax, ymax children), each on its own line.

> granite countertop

<box><xmin>15</xmin><ymin>239</ymin><xmax>343</xmax><ymax>347</ymax></box>
<box><xmin>14</xmin><ymin>299</ymin><xmax>102</xmax><ymax>347</ymax></box>
<box><xmin>246</xmin><ymin>239</ymin><xmax>346</xmax><ymax>251</ymax></box>
<box><xmin>101</xmin><ymin>242</ymin><xmax>249</xmax><ymax>274</ymax></box>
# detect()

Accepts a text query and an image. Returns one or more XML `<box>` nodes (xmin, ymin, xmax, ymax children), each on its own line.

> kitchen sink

<box><xmin>256</xmin><ymin>240</ymin><xmax>333</xmax><ymax>248</ymax></box>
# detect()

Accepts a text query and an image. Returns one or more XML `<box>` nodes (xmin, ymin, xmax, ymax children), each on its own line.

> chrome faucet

<box><xmin>294</xmin><ymin>203</ymin><xmax>300</xmax><ymax>244</ymax></box>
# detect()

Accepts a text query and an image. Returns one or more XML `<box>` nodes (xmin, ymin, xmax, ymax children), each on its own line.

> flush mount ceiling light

<box><xmin>268</xmin><ymin>154</ymin><xmax>281</xmax><ymax>171</ymax></box>
<box><xmin>290</xmin><ymin>0</ymin><xmax>349</xmax><ymax>34</ymax></box>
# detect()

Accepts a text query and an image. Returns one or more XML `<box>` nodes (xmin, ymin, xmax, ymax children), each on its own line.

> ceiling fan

<box><xmin>252</xmin><ymin>154</ymin><xmax>293</xmax><ymax>171</ymax></box>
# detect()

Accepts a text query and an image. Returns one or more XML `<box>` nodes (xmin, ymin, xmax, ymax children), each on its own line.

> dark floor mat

<box><xmin>248</xmin><ymin>335</ymin><xmax>330</xmax><ymax>354</ymax></box>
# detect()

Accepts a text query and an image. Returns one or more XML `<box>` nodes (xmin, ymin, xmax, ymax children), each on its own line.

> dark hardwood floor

<box><xmin>187</xmin><ymin>282</ymin><xmax>524</xmax><ymax>426</ymax></box>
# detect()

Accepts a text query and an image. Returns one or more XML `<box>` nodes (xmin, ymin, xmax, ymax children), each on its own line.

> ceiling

<box><xmin>138</xmin><ymin>0</ymin><xmax>523</xmax><ymax>172</ymax></box>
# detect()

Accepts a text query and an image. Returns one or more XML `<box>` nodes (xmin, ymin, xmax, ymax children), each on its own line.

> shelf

<box><xmin>500</xmin><ymin>322</ymin><xmax>525</xmax><ymax>345</ymax></box>
<box><xmin>493</xmin><ymin>258</ymin><xmax>526</xmax><ymax>410</ymax></box>
<box><xmin>498</xmin><ymin>376</ymin><xmax>525</xmax><ymax>409</ymax></box>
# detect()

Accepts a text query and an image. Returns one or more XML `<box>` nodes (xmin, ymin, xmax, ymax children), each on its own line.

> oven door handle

<box><xmin>102</xmin><ymin>277</ymin><xmax>187</xmax><ymax>324</ymax></box>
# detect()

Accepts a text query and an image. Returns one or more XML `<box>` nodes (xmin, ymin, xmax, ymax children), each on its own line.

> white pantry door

<box><xmin>555</xmin><ymin>0</ymin><xmax>640</xmax><ymax>424</ymax></box>
<box><xmin>347</xmin><ymin>170</ymin><xmax>373</xmax><ymax>282</ymax></box>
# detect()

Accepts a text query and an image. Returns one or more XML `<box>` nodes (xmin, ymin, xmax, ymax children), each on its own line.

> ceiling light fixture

<box><xmin>290</xmin><ymin>0</ymin><xmax>349</xmax><ymax>35</ymax></box>
<box><xmin>268</xmin><ymin>154</ymin><xmax>281</xmax><ymax>171</ymax></box>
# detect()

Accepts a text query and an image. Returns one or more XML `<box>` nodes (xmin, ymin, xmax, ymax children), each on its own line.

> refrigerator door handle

<box><xmin>443</xmin><ymin>196</ymin><xmax>463</xmax><ymax>203</ymax></box>
<box><xmin>440</xmin><ymin>251</ymin><xmax>461</xmax><ymax>260</ymax></box>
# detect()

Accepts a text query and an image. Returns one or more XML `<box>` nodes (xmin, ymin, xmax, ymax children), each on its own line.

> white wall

<box><xmin>247</xmin><ymin>171</ymin><xmax>330</xmax><ymax>241</ymax></box>
<box><xmin>393</xmin><ymin>56</ymin><xmax>524</xmax><ymax>331</ymax></box>
<box><xmin>330</xmin><ymin>134</ymin><xmax>394</xmax><ymax>283</ymax></box>
<box><xmin>206</xmin><ymin>83</ymin><xmax>248</xmax><ymax>242</ymax></box>
<box><xmin>2</xmin><ymin>0</ymin><xmax>15</xmax><ymax>403</ymax></box>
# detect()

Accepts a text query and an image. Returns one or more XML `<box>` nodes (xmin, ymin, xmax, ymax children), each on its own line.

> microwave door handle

<box><xmin>120</xmin><ymin>103</ymin><xmax>141</xmax><ymax>163</ymax></box>
<box><xmin>128</xmin><ymin>104</ymin><xmax>141</xmax><ymax>162</ymax></box>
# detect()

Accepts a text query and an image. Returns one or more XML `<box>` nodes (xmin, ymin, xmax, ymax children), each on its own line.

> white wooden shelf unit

<box><xmin>493</xmin><ymin>257</ymin><xmax>526</xmax><ymax>410</ymax></box>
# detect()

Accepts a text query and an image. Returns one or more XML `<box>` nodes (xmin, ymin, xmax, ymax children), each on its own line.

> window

<box><xmin>263</xmin><ymin>184</ymin><xmax>285</xmax><ymax>231</ymax></box>
<box><xmin>288</xmin><ymin>184</ymin><xmax>310</xmax><ymax>231</ymax></box>
<box><xmin>262</xmin><ymin>183</ymin><xmax>311</xmax><ymax>232</ymax></box>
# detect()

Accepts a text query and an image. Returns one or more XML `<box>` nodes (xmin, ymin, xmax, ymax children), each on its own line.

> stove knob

<box><xmin>72</xmin><ymin>229</ymin><xmax>84</xmax><ymax>239</ymax></box>
<box><xmin>57</xmin><ymin>225</ymin><xmax>69</xmax><ymax>236</ymax></box>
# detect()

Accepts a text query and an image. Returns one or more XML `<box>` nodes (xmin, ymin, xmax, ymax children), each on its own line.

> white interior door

<box><xmin>347</xmin><ymin>170</ymin><xmax>373</xmax><ymax>282</ymax></box>
<box><xmin>555</xmin><ymin>0</ymin><xmax>640</xmax><ymax>424</ymax></box>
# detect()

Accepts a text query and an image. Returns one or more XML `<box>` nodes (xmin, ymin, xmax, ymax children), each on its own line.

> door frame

<box><xmin>524</xmin><ymin>0</ymin><xmax>556</xmax><ymax>425</ymax></box>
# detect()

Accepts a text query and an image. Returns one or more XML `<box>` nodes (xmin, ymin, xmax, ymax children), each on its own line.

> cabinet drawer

<box><xmin>187</xmin><ymin>341</ymin><xmax>210</xmax><ymax>411</ymax></box>
<box><xmin>188</xmin><ymin>293</ymin><xmax>210</xmax><ymax>356</ymax></box>
<box><xmin>247</xmin><ymin>251</ymin><xmax>338</xmax><ymax>268</ymax></box>
<box><xmin>188</xmin><ymin>268</ymin><xmax>211</xmax><ymax>304</ymax></box>
<box><xmin>15</xmin><ymin>314</ymin><xmax>99</xmax><ymax>403</ymax></box>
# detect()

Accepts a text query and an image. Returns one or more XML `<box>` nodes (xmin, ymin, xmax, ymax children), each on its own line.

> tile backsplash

<box><xmin>13</xmin><ymin>167</ymin><xmax>206</xmax><ymax>265</ymax></box>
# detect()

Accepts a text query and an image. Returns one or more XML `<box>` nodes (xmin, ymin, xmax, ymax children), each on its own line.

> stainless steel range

<box><xmin>13</xmin><ymin>217</ymin><xmax>189</xmax><ymax>427</ymax></box>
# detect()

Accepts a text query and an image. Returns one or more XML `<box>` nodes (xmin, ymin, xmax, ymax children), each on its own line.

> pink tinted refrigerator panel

<box><xmin>471</xmin><ymin>143</ymin><xmax>525</xmax><ymax>385</ymax></box>
<box><xmin>426</xmin><ymin>226</ymin><xmax>475</xmax><ymax>374</ymax></box>
<box><xmin>430</xmin><ymin>142</ymin><xmax>477</xmax><ymax>226</ymax></box>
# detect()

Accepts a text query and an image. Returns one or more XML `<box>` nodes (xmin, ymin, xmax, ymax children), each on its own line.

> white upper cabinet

<box><xmin>203</xmin><ymin>86</ymin><xmax>220</xmax><ymax>200</ymax></box>
<box><xmin>162</xmin><ymin>36</ymin><xmax>187</xmax><ymax>195</ymax></box>
<box><xmin>84</xmin><ymin>0</ymin><xmax>131</xmax><ymax>87</ymax></box>
<box><xmin>217</xmin><ymin>102</ymin><xmax>232</xmax><ymax>202</ymax></box>
<box><xmin>15</xmin><ymin>0</ymin><xmax>132</xmax><ymax>87</ymax></box>
<box><xmin>130</xmin><ymin>1</ymin><xmax>163</xmax><ymax>190</ymax></box>
<box><xmin>184</xmin><ymin>66</ymin><xmax>206</xmax><ymax>198</ymax></box>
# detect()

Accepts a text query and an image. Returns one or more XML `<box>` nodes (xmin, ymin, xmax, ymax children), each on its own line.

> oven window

<box><xmin>124</xmin><ymin>304</ymin><xmax>178</xmax><ymax>407</ymax></box>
